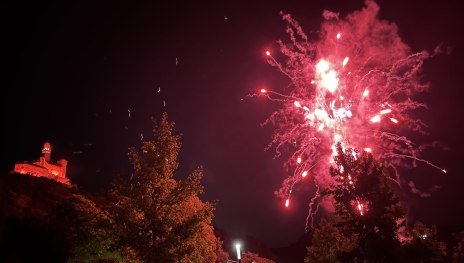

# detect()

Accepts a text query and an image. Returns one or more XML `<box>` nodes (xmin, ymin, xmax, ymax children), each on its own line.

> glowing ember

<box><xmin>285</xmin><ymin>199</ymin><xmax>290</xmax><ymax>207</ymax></box>
<box><xmin>266</xmin><ymin>50</ymin><xmax>271</xmax><ymax>56</ymax></box>
<box><xmin>336</xmin><ymin>33</ymin><xmax>341</xmax><ymax>39</ymax></box>
<box><xmin>294</xmin><ymin>101</ymin><xmax>302</xmax><ymax>108</ymax></box>
<box><xmin>370</xmin><ymin>115</ymin><xmax>381</xmax><ymax>123</ymax></box>
<box><xmin>342</xmin><ymin>57</ymin><xmax>349</xmax><ymax>67</ymax></box>
<box><xmin>297</xmin><ymin>157</ymin><xmax>302</xmax><ymax>164</ymax></box>
<box><xmin>302</xmin><ymin>171</ymin><xmax>308</xmax><ymax>178</ymax></box>
<box><xmin>356</xmin><ymin>201</ymin><xmax>366</xmax><ymax>216</ymax></box>
<box><xmin>362</xmin><ymin>89</ymin><xmax>369</xmax><ymax>98</ymax></box>
<box><xmin>260</xmin><ymin>88</ymin><xmax>266</xmax><ymax>93</ymax></box>
<box><xmin>390</xmin><ymin>118</ymin><xmax>398</xmax><ymax>124</ymax></box>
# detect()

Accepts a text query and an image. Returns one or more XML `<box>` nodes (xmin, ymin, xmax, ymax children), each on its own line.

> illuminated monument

<box><xmin>14</xmin><ymin>142</ymin><xmax>70</xmax><ymax>185</ymax></box>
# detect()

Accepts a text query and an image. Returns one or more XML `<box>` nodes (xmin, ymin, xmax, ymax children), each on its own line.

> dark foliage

<box><xmin>306</xmin><ymin>144</ymin><xmax>450</xmax><ymax>262</ymax></box>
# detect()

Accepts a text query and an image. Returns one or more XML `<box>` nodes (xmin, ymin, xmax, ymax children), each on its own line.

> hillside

<box><xmin>0</xmin><ymin>172</ymin><xmax>116</xmax><ymax>262</ymax></box>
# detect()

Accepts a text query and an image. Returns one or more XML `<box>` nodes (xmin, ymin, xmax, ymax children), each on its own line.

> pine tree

<box><xmin>108</xmin><ymin>113</ymin><xmax>224</xmax><ymax>262</ymax></box>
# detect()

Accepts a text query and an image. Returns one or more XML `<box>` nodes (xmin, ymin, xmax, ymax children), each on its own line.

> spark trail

<box><xmin>259</xmin><ymin>1</ymin><xmax>445</xmax><ymax>228</ymax></box>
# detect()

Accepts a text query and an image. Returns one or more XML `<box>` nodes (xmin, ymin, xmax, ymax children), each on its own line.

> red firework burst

<box><xmin>259</xmin><ymin>1</ymin><xmax>445</xmax><ymax>226</ymax></box>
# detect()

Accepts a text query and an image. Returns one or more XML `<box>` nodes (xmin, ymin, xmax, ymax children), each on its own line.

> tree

<box><xmin>58</xmin><ymin>194</ymin><xmax>120</xmax><ymax>263</ymax></box>
<box><xmin>0</xmin><ymin>173</ymin><xmax>119</xmax><ymax>263</ymax></box>
<box><xmin>307</xmin><ymin>144</ymin><xmax>404</xmax><ymax>262</ymax></box>
<box><xmin>305</xmin><ymin>220</ymin><xmax>357</xmax><ymax>263</ymax></box>
<box><xmin>402</xmin><ymin>221</ymin><xmax>447</xmax><ymax>262</ymax></box>
<box><xmin>213</xmin><ymin>235</ymin><xmax>230</xmax><ymax>263</ymax></box>
<box><xmin>327</xmin><ymin>144</ymin><xmax>404</xmax><ymax>261</ymax></box>
<box><xmin>452</xmin><ymin>232</ymin><xmax>464</xmax><ymax>263</ymax></box>
<box><xmin>306</xmin><ymin>144</ymin><xmax>452</xmax><ymax>262</ymax></box>
<box><xmin>107</xmin><ymin>113</ymin><xmax>225</xmax><ymax>262</ymax></box>
<box><xmin>241</xmin><ymin>252</ymin><xmax>275</xmax><ymax>263</ymax></box>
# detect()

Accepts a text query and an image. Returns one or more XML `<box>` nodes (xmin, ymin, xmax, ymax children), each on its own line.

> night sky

<box><xmin>3</xmin><ymin>0</ymin><xmax>464</xmax><ymax>247</ymax></box>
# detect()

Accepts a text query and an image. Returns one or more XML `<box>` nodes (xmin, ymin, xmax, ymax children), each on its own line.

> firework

<box><xmin>260</xmin><ymin>1</ymin><xmax>445</xmax><ymax>226</ymax></box>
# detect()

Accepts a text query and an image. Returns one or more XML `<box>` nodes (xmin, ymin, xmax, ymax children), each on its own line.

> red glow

<box><xmin>13</xmin><ymin>142</ymin><xmax>70</xmax><ymax>185</ymax></box>
<box><xmin>266</xmin><ymin>50</ymin><xmax>271</xmax><ymax>56</ymax></box>
<box><xmin>260</xmin><ymin>88</ymin><xmax>266</xmax><ymax>93</ymax></box>
<box><xmin>260</xmin><ymin>2</ymin><xmax>445</xmax><ymax>224</ymax></box>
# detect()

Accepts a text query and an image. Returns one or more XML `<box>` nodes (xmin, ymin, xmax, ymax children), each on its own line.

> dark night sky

<box><xmin>3</xmin><ymin>0</ymin><xmax>464</xmax><ymax>247</ymax></box>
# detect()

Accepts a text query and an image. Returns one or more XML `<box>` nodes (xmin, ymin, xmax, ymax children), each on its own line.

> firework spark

<box><xmin>260</xmin><ymin>1</ymin><xmax>445</xmax><ymax>227</ymax></box>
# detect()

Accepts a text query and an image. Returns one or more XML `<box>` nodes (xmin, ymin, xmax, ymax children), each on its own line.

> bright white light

<box><xmin>326</xmin><ymin>70</ymin><xmax>338</xmax><ymax>93</ymax></box>
<box><xmin>285</xmin><ymin>199</ymin><xmax>290</xmax><ymax>207</ymax></box>
<box><xmin>302</xmin><ymin>171</ymin><xmax>308</xmax><ymax>178</ymax></box>
<box><xmin>357</xmin><ymin>203</ymin><xmax>364</xmax><ymax>215</ymax></box>
<box><xmin>316</xmin><ymin>59</ymin><xmax>329</xmax><ymax>72</ymax></box>
<box><xmin>305</xmin><ymin>113</ymin><xmax>315</xmax><ymax>121</ymax></box>
<box><xmin>334</xmin><ymin>107</ymin><xmax>351</xmax><ymax>119</ymax></box>
<box><xmin>235</xmin><ymin>243</ymin><xmax>241</xmax><ymax>260</ymax></box>
<box><xmin>364</xmin><ymin>148</ymin><xmax>372</xmax><ymax>153</ymax></box>
<box><xmin>314</xmin><ymin>108</ymin><xmax>326</xmax><ymax>119</ymax></box>
<box><xmin>294</xmin><ymin>101</ymin><xmax>301</xmax><ymax>108</ymax></box>
<box><xmin>363</xmin><ymin>89</ymin><xmax>369</xmax><ymax>98</ymax></box>
<box><xmin>342</xmin><ymin>57</ymin><xmax>349</xmax><ymax>67</ymax></box>
<box><xmin>390</xmin><ymin>118</ymin><xmax>398</xmax><ymax>124</ymax></box>
<box><xmin>336</xmin><ymin>33</ymin><xmax>341</xmax><ymax>39</ymax></box>
<box><xmin>380</xmin><ymin>109</ymin><xmax>392</xmax><ymax>115</ymax></box>
<box><xmin>260</xmin><ymin>88</ymin><xmax>266</xmax><ymax>93</ymax></box>
<box><xmin>370</xmin><ymin>115</ymin><xmax>381</xmax><ymax>123</ymax></box>
<box><xmin>315</xmin><ymin>59</ymin><xmax>339</xmax><ymax>93</ymax></box>
<box><xmin>265</xmin><ymin>50</ymin><xmax>270</xmax><ymax>56</ymax></box>
<box><xmin>442</xmin><ymin>169</ymin><xmax>447</xmax><ymax>173</ymax></box>
<box><xmin>297</xmin><ymin>157</ymin><xmax>302</xmax><ymax>164</ymax></box>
